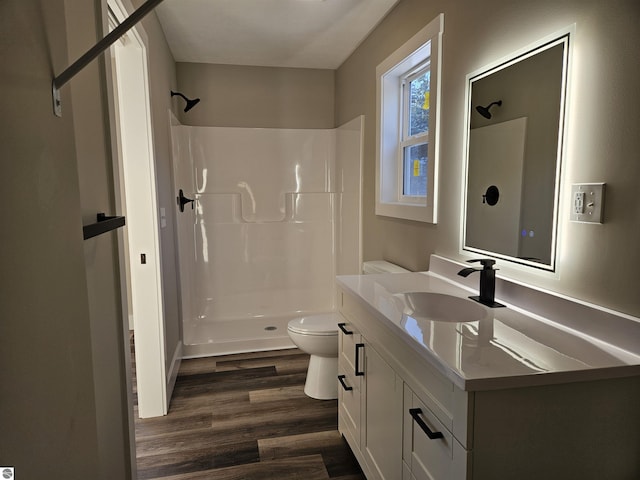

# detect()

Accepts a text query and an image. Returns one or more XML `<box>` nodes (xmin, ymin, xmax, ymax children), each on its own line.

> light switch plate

<box><xmin>569</xmin><ymin>183</ymin><xmax>605</xmax><ymax>223</ymax></box>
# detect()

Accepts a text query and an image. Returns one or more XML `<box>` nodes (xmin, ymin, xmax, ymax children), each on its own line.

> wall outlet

<box><xmin>569</xmin><ymin>183</ymin><xmax>605</xmax><ymax>223</ymax></box>
<box><xmin>573</xmin><ymin>191</ymin><xmax>585</xmax><ymax>214</ymax></box>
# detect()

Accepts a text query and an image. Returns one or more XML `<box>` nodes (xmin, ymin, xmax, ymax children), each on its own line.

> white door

<box><xmin>109</xmin><ymin>0</ymin><xmax>167</xmax><ymax>419</ymax></box>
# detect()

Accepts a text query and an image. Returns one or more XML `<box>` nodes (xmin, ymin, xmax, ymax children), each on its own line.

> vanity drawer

<box><xmin>403</xmin><ymin>384</ymin><xmax>469</xmax><ymax>480</ymax></box>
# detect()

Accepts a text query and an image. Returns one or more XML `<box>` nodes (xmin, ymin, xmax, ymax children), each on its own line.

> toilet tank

<box><xmin>362</xmin><ymin>260</ymin><xmax>410</xmax><ymax>274</ymax></box>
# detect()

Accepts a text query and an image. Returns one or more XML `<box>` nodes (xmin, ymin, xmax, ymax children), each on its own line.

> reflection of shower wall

<box><xmin>172</xmin><ymin>118</ymin><xmax>362</xmax><ymax>342</ymax></box>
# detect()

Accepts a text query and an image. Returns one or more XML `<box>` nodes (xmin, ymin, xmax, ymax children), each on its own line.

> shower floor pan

<box><xmin>182</xmin><ymin>315</ymin><xmax>301</xmax><ymax>358</ymax></box>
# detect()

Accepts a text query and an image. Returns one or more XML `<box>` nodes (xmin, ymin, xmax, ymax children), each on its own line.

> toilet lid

<box><xmin>287</xmin><ymin>313</ymin><xmax>339</xmax><ymax>336</ymax></box>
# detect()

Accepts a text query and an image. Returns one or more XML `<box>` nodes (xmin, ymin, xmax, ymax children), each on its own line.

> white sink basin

<box><xmin>394</xmin><ymin>292</ymin><xmax>489</xmax><ymax>323</ymax></box>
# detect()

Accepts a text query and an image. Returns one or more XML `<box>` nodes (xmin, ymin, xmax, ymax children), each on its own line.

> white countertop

<box><xmin>336</xmin><ymin>270</ymin><xmax>640</xmax><ymax>391</ymax></box>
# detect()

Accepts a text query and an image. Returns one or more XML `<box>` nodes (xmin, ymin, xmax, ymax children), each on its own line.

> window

<box><xmin>376</xmin><ymin>14</ymin><xmax>443</xmax><ymax>223</ymax></box>
<box><xmin>401</xmin><ymin>64</ymin><xmax>430</xmax><ymax>198</ymax></box>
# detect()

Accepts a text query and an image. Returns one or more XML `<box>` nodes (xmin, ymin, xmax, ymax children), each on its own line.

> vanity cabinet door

<box><xmin>338</xmin><ymin>317</ymin><xmax>362</xmax><ymax>447</ymax></box>
<box><xmin>404</xmin><ymin>384</ymin><xmax>468</xmax><ymax>480</ymax></box>
<box><xmin>403</xmin><ymin>461</ymin><xmax>417</xmax><ymax>480</ymax></box>
<box><xmin>362</xmin><ymin>342</ymin><xmax>403</xmax><ymax>480</ymax></box>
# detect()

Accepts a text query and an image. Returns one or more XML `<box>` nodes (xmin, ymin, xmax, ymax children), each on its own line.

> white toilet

<box><xmin>287</xmin><ymin>313</ymin><xmax>340</xmax><ymax>400</ymax></box>
<box><xmin>287</xmin><ymin>261</ymin><xmax>409</xmax><ymax>400</ymax></box>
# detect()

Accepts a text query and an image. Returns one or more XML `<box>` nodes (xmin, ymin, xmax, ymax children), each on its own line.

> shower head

<box><xmin>476</xmin><ymin>100</ymin><xmax>502</xmax><ymax>119</ymax></box>
<box><xmin>171</xmin><ymin>90</ymin><xmax>201</xmax><ymax>112</ymax></box>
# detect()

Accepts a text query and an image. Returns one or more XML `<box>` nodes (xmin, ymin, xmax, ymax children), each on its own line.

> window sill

<box><xmin>376</xmin><ymin>201</ymin><xmax>436</xmax><ymax>223</ymax></box>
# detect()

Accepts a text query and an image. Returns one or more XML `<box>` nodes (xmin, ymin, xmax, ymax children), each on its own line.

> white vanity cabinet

<box><xmin>336</xmin><ymin>283</ymin><xmax>640</xmax><ymax>480</ymax></box>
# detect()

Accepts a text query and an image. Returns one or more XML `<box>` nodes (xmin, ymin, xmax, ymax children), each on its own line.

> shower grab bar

<box><xmin>53</xmin><ymin>0</ymin><xmax>166</xmax><ymax>116</ymax></box>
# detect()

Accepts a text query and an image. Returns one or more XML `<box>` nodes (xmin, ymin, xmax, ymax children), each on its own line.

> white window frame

<box><xmin>376</xmin><ymin>14</ymin><xmax>444</xmax><ymax>223</ymax></box>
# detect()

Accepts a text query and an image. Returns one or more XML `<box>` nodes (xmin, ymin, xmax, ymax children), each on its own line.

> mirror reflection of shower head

<box><xmin>476</xmin><ymin>100</ymin><xmax>502</xmax><ymax>119</ymax></box>
<box><xmin>171</xmin><ymin>90</ymin><xmax>201</xmax><ymax>112</ymax></box>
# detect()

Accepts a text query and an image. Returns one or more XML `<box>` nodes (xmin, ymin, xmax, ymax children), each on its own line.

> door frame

<box><xmin>105</xmin><ymin>0</ymin><xmax>168</xmax><ymax>423</ymax></box>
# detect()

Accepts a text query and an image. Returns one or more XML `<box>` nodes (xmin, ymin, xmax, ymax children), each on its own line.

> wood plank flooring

<box><xmin>133</xmin><ymin>344</ymin><xmax>365</xmax><ymax>479</ymax></box>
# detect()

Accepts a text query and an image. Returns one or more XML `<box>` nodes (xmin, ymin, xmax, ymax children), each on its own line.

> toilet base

<box><xmin>304</xmin><ymin>355</ymin><xmax>338</xmax><ymax>400</ymax></box>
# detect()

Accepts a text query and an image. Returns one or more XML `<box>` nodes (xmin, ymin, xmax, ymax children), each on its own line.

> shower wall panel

<box><xmin>191</xmin><ymin>127</ymin><xmax>335</xmax><ymax>222</ymax></box>
<box><xmin>335</xmin><ymin>116</ymin><xmax>363</xmax><ymax>275</ymax></box>
<box><xmin>172</xmin><ymin>120</ymin><xmax>363</xmax><ymax>355</ymax></box>
<box><xmin>171</xmin><ymin>122</ymin><xmax>196</xmax><ymax>336</ymax></box>
<box><xmin>194</xmin><ymin>193</ymin><xmax>335</xmax><ymax>320</ymax></box>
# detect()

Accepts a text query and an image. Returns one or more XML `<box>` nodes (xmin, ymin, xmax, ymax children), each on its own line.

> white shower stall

<box><xmin>171</xmin><ymin>115</ymin><xmax>363</xmax><ymax>357</ymax></box>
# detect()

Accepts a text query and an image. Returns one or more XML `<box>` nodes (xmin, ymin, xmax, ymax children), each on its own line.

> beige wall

<box><xmin>176</xmin><ymin>62</ymin><xmax>335</xmax><ymax>128</ymax></box>
<box><xmin>0</xmin><ymin>0</ymin><xmax>102</xmax><ymax>477</ymax></box>
<box><xmin>65</xmin><ymin>0</ymin><xmax>134</xmax><ymax>476</ymax></box>
<box><xmin>1</xmin><ymin>0</ymin><xmax>179</xmax><ymax>477</ymax></box>
<box><xmin>336</xmin><ymin>0</ymin><xmax>640</xmax><ymax>317</ymax></box>
<box><xmin>68</xmin><ymin>0</ymin><xmax>179</xmax><ymax>474</ymax></box>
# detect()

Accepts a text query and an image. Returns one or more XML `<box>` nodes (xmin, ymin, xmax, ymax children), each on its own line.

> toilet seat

<box><xmin>287</xmin><ymin>313</ymin><xmax>339</xmax><ymax>336</ymax></box>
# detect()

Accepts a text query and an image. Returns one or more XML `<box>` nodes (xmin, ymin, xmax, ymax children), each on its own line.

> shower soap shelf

<box><xmin>83</xmin><ymin>213</ymin><xmax>126</xmax><ymax>240</ymax></box>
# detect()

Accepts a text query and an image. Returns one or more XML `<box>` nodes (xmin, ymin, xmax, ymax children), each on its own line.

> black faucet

<box><xmin>458</xmin><ymin>259</ymin><xmax>505</xmax><ymax>308</ymax></box>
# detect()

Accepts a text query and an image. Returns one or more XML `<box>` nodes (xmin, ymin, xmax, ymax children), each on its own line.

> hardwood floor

<box><xmin>132</xmin><ymin>344</ymin><xmax>365</xmax><ymax>479</ymax></box>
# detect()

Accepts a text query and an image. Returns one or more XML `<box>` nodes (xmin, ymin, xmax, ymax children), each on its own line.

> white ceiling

<box><xmin>155</xmin><ymin>0</ymin><xmax>399</xmax><ymax>69</ymax></box>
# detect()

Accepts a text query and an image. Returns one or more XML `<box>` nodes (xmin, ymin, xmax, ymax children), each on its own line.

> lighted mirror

<box><xmin>462</xmin><ymin>32</ymin><xmax>571</xmax><ymax>271</ymax></box>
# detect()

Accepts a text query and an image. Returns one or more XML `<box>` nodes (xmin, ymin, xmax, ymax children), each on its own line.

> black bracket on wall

<box><xmin>83</xmin><ymin>213</ymin><xmax>126</xmax><ymax>240</ymax></box>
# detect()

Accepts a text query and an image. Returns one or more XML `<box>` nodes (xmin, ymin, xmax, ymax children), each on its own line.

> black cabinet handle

<box><xmin>338</xmin><ymin>375</ymin><xmax>353</xmax><ymax>391</ymax></box>
<box><xmin>355</xmin><ymin>343</ymin><xmax>365</xmax><ymax>376</ymax></box>
<box><xmin>338</xmin><ymin>322</ymin><xmax>353</xmax><ymax>335</ymax></box>
<box><xmin>409</xmin><ymin>408</ymin><xmax>444</xmax><ymax>440</ymax></box>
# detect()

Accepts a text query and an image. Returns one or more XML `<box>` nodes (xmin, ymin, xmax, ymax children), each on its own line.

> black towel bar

<box><xmin>83</xmin><ymin>213</ymin><xmax>126</xmax><ymax>240</ymax></box>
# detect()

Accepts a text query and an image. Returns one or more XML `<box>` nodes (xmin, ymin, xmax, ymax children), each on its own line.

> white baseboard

<box><xmin>166</xmin><ymin>341</ymin><xmax>182</xmax><ymax>406</ymax></box>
